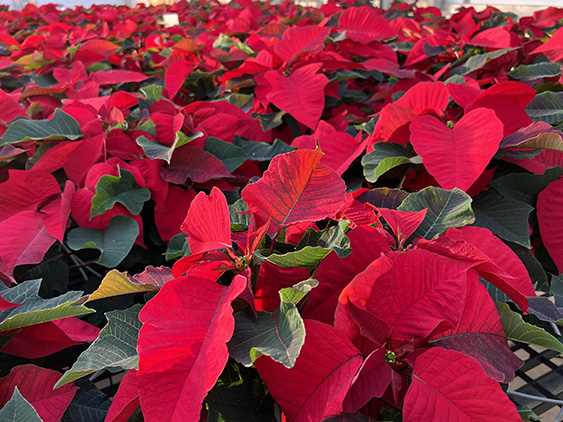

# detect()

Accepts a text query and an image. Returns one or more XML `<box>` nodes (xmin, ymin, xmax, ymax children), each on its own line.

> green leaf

<box><xmin>14</xmin><ymin>248</ymin><xmax>69</xmax><ymax>297</ymax></box>
<box><xmin>229</xmin><ymin>199</ymin><xmax>250</xmax><ymax>231</ymax></box>
<box><xmin>398</xmin><ymin>187</ymin><xmax>474</xmax><ymax>239</ymax></box>
<box><xmin>507</xmin><ymin>242</ymin><xmax>548</xmax><ymax>289</ymax></box>
<box><xmin>234</xmin><ymin>41</ymin><xmax>256</xmax><ymax>57</ymax></box>
<box><xmin>482</xmin><ymin>278</ymin><xmax>511</xmax><ymax>304</ymax></box>
<box><xmin>136</xmin><ymin>132</ymin><xmax>203</xmax><ymax>164</ymax></box>
<box><xmin>233</xmin><ymin>136</ymin><xmax>296</xmax><ymax>161</ymax></box>
<box><xmin>137</xmin><ymin>119</ymin><xmax>156</xmax><ymax>136</ymax></box>
<box><xmin>361</xmin><ymin>143</ymin><xmax>416</xmax><ymax>183</ymax></box>
<box><xmin>472</xmin><ymin>190</ymin><xmax>533</xmax><ymax>247</ymax></box>
<box><xmin>0</xmin><ymin>331</ymin><xmax>19</xmax><ymax>351</ymax></box>
<box><xmin>61</xmin><ymin>380</ymin><xmax>111</xmax><ymax>422</ymax></box>
<box><xmin>86</xmin><ymin>270</ymin><xmax>158</xmax><ymax>303</ymax></box>
<box><xmin>355</xmin><ymin>115</ymin><xmax>378</xmax><ymax>135</ymax></box>
<box><xmin>204</xmin><ymin>137</ymin><xmax>249</xmax><ymax>173</ymax></box>
<box><xmin>254</xmin><ymin>221</ymin><xmax>351</xmax><ymax>269</ymax></box>
<box><xmin>450</xmin><ymin>48</ymin><xmax>518</xmax><ymax>76</ymax></box>
<box><xmin>141</xmin><ymin>84</ymin><xmax>164</xmax><ymax>101</ymax></box>
<box><xmin>251</xmin><ymin>111</ymin><xmax>286</xmax><ymax>132</ymax></box>
<box><xmin>551</xmin><ymin>274</ymin><xmax>563</xmax><ymax>308</ymax></box>
<box><xmin>224</xmin><ymin>93</ymin><xmax>254</xmax><ymax>109</ymax></box>
<box><xmin>91</xmin><ymin>169</ymin><xmax>151</xmax><ymax>218</ymax></box>
<box><xmin>0</xmin><ymin>109</ymin><xmax>82</xmax><ymax>145</ymax></box>
<box><xmin>165</xmin><ymin>233</ymin><xmax>190</xmax><ymax>261</ymax></box>
<box><xmin>517</xmin><ymin>406</ymin><xmax>541</xmax><ymax>422</ymax></box>
<box><xmin>489</xmin><ymin>167</ymin><xmax>563</xmax><ymax>205</ymax></box>
<box><xmin>514</xmin><ymin>132</ymin><xmax>563</xmax><ymax>151</ymax></box>
<box><xmin>229</xmin><ymin>301</ymin><xmax>305</xmax><ymax>368</ymax></box>
<box><xmin>444</xmin><ymin>74</ymin><xmax>466</xmax><ymax>85</ymax></box>
<box><xmin>206</xmin><ymin>365</ymin><xmax>276</xmax><ymax>422</ymax></box>
<box><xmin>296</xmin><ymin>220</ymin><xmax>350</xmax><ymax>256</ymax></box>
<box><xmin>0</xmin><ymin>279</ymin><xmax>93</xmax><ymax>332</ymax></box>
<box><xmin>526</xmin><ymin>91</ymin><xmax>563</xmax><ymax>124</ymax></box>
<box><xmin>495</xmin><ymin>148</ymin><xmax>543</xmax><ymax>160</ymax></box>
<box><xmin>279</xmin><ymin>279</ymin><xmax>319</xmax><ymax>304</ymax></box>
<box><xmin>0</xmin><ymin>388</ymin><xmax>44</xmax><ymax>422</ymax></box>
<box><xmin>55</xmin><ymin>305</ymin><xmax>142</xmax><ymax>388</ymax></box>
<box><xmin>67</xmin><ymin>216</ymin><xmax>139</xmax><ymax>268</ymax></box>
<box><xmin>507</xmin><ymin>61</ymin><xmax>562</xmax><ymax>81</ymax></box>
<box><xmin>213</xmin><ymin>34</ymin><xmax>234</xmax><ymax>51</ymax></box>
<box><xmin>356</xmin><ymin>187</ymin><xmax>409</xmax><ymax>209</ymax></box>
<box><xmin>497</xmin><ymin>302</ymin><xmax>563</xmax><ymax>353</ymax></box>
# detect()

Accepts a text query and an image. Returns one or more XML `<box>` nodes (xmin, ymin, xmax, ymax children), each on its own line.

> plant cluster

<box><xmin>0</xmin><ymin>0</ymin><xmax>563</xmax><ymax>421</ymax></box>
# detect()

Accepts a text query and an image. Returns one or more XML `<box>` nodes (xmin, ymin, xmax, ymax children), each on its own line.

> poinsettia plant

<box><xmin>1</xmin><ymin>0</ymin><xmax>563</xmax><ymax>421</ymax></box>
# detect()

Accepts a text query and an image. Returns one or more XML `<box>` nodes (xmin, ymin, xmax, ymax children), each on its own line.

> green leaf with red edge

<box><xmin>254</xmin><ymin>320</ymin><xmax>363</xmax><ymax>422</ymax></box>
<box><xmin>85</xmin><ymin>270</ymin><xmax>159</xmax><ymax>303</ymax></box>
<box><xmin>0</xmin><ymin>365</ymin><xmax>77</xmax><ymax>422</ymax></box>
<box><xmin>241</xmin><ymin>149</ymin><xmax>347</xmax><ymax>237</ymax></box>
<box><xmin>137</xmin><ymin>274</ymin><xmax>246</xmax><ymax>422</ymax></box>
<box><xmin>404</xmin><ymin>348</ymin><xmax>521</xmax><ymax>422</ymax></box>
<box><xmin>430</xmin><ymin>271</ymin><xmax>523</xmax><ymax>383</ymax></box>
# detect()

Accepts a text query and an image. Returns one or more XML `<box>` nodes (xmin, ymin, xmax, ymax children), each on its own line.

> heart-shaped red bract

<box><xmin>410</xmin><ymin>108</ymin><xmax>503</xmax><ymax>191</ymax></box>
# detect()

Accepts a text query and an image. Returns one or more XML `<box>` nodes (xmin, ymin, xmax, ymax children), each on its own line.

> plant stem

<box><xmin>61</xmin><ymin>244</ymin><xmax>102</xmax><ymax>278</ymax></box>
<box><xmin>63</xmin><ymin>245</ymin><xmax>88</xmax><ymax>282</ymax></box>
